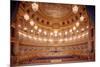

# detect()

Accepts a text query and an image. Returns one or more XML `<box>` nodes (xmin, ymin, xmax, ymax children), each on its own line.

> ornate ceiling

<box><xmin>13</xmin><ymin>1</ymin><xmax>90</xmax><ymax>46</ymax></box>
<box><xmin>39</xmin><ymin>3</ymin><xmax>72</xmax><ymax>18</ymax></box>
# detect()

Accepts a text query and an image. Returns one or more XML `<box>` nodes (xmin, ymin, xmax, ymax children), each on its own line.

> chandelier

<box><xmin>32</xmin><ymin>3</ymin><xmax>39</xmax><ymax>12</ymax></box>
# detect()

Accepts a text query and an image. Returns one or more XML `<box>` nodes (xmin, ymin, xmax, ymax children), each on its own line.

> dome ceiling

<box><xmin>39</xmin><ymin>3</ymin><xmax>72</xmax><ymax>18</ymax></box>
<box><xmin>16</xmin><ymin>2</ymin><xmax>88</xmax><ymax>29</ymax></box>
<box><xmin>14</xmin><ymin>1</ymin><xmax>90</xmax><ymax>46</ymax></box>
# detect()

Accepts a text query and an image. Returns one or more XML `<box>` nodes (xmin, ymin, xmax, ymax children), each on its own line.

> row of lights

<box><xmin>19</xmin><ymin>20</ymin><xmax>88</xmax><ymax>38</ymax></box>
<box><xmin>18</xmin><ymin>31</ymin><xmax>88</xmax><ymax>43</ymax></box>
<box><xmin>21</xmin><ymin>26</ymin><xmax>88</xmax><ymax>38</ymax></box>
<box><xmin>21</xmin><ymin>24</ymin><xmax>88</xmax><ymax>36</ymax></box>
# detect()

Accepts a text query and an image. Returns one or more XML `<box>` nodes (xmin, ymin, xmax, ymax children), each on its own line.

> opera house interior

<box><xmin>11</xmin><ymin>1</ymin><xmax>95</xmax><ymax>66</ymax></box>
